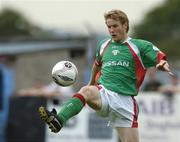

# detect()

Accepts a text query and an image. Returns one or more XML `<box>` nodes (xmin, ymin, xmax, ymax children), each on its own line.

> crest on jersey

<box><xmin>112</xmin><ymin>50</ymin><xmax>120</xmax><ymax>56</ymax></box>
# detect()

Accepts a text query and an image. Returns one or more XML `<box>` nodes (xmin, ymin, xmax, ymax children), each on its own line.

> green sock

<box><xmin>57</xmin><ymin>96</ymin><xmax>84</xmax><ymax>125</ymax></box>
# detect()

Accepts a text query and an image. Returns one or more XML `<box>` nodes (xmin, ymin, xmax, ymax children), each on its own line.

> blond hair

<box><xmin>104</xmin><ymin>9</ymin><xmax>129</xmax><ymax>32</ymax></box>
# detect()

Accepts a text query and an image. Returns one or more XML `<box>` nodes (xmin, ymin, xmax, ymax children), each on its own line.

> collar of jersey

<box><xmin>111</xmin><ymin>37</ymin><xmax>131</xmax><ymax>44</ymax></box>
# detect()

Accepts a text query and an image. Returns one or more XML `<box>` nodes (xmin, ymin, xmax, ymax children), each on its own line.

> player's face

<box><xmin>106</xmin><ymin>18</ymin><xmax>127</xmax><ymax>42</ymax></box>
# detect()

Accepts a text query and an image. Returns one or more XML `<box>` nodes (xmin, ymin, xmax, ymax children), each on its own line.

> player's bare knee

<box><xmin>78</xmin><ymin>86</ymin><xmax>94</xmax><ymax>101</ymax></box>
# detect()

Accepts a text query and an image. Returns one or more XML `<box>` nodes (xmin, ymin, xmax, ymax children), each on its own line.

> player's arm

<box><xmin>141</xmin><ymin>41</ymin><xmax>173</xmax><ymax>76</ymax></box>
<box><xmin>88</xmin><ymin>39</ymin><xmax>108</xmax><ymax>85</ymax></box>
<box><xmin>88</xmin><ymin>61</ymin><xmax>101</xmax><ymax>85</ymax></box>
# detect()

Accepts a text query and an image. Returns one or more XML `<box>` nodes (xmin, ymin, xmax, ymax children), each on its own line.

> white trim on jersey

<box><xmin>152</xmin><ymin>45</ymin><xmax>160</xmax><ymax>51</ymax></box>
<box><xmin>100</xmin><ymin>39</ymin><xmax>111</xmax><ymax>56</ymax></box>
<box><xmin>126</xmin><ymin>40</ymin><xmax>145</xmax><ymax>69</ymax></box>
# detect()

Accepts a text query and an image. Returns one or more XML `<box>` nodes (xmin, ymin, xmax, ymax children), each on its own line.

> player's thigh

<box><xmin>78</xmin><ymin>85</ymin><xmax>101</xmax><ymax>110</ymax></box>
<box><xmin>116</xmin><ymin>127</ymin><xmax>139</xmax><ymax>142</ymax></box>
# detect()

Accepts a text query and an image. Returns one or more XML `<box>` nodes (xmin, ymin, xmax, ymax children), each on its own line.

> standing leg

<box><xmin>116</xmin><ymin>127</ymin><xmax>139</xmax><ymax>142</ymax></box>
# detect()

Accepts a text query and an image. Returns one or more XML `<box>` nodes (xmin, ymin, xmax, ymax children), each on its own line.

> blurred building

<box><xmin>0</xmin><ymin>35</ymin><xmax>95</xmax><ymax>92</ymax></box>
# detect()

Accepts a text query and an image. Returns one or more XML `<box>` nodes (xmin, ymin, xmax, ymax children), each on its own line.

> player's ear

<box><xmin>123</xmin><ymin>22</ymin><xmax>128</xmax><ymax>31</ymax></box>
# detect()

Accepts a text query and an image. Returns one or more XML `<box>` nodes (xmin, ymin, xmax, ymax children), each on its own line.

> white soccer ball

<box><xmin>51</xmin><ymin>61</ymin><xmax>78</xmax><ymax>86</ymax></box>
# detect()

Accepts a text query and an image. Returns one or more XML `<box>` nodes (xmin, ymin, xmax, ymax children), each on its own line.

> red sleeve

<box><xmin>157</xmin><ymin>51</ymin><xmax>167</xmax><ymax>63</ymax></box>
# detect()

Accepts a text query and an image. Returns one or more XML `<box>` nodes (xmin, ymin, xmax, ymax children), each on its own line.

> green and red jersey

<box><xmin>95</xmin><ymin>37</ymin><xmax>166</xmax><ymax>96</ymax></box>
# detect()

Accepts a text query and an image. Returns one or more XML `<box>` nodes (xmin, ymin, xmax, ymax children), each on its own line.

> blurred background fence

<box><xmin>4</xmin><ymin>93</ymin><xmax>180</xmax><ymax>142</ymax></box>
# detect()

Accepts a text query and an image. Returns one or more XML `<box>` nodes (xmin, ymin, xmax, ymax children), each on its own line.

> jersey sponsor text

<box><xmin>103</xmin><ymin>60</ymin><xmax>130</xmax><ymax>68</ymax></box>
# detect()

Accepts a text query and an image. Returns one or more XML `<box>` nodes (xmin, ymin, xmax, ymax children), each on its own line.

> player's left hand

<box><xmin>156</xmin><ymin>60</ymin><xmax>174</xmax><ymax>76</ymax></box>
